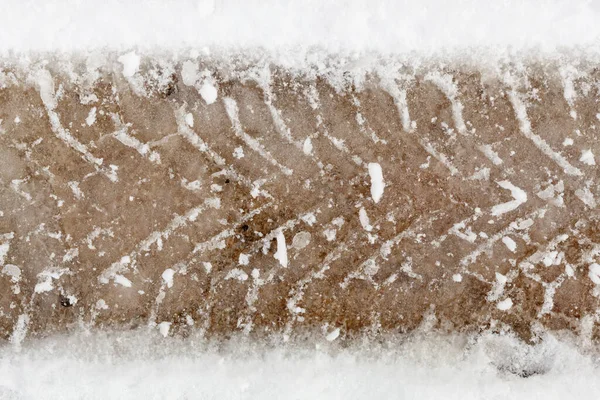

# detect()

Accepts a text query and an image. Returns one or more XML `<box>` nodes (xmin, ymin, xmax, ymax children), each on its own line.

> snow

<box><xmin>157</xmin><ymin>322</ymin><xmax>171</xmax><ymax>337</ymax></box>
<box><xmin>491</xmin><ymin>180</ymin><xmax>527</xmax><ymax>216</ymax></box>
<box><xmin>85</xmin><ymin>107</ymin><xmax>96</xmax><ymax>126</ymax></box>
<box><xmin>34</xmin><ymin>279</ymin><xmax>53</xmax><ymax>294</ymax></box>
<box><xmin>326</xmin><ymin>328</ymin><xmax>340</xmax><ymax>342</ymax></box>
<box><xmin>0</xmin><ymin>243</ymin><xmax>9</xmax><ymax>265</ymax></box>
<box><xmin>95</xmin><ymin>299</ymin><xmax>109</xmax><ymax>310</ymax></box>
<box><xmin>303</xmin><ymin>138</ymin><xmax>313</xmax><ymax>155</ymax></box>
<box><xmin>580</xmin><ymin>150</ymin><xmax>596</xmax><ymax>166</ymax></box>
<box><xmin>233</xmin><ymin>147</ymin><xmax>244</xmax><ymax>159</ymax></box>
<box><xmin>2</xmin><ymin>0</ymin><xmax>600</xmax><ymax>56</ymax></box>
<box><xmin>274</xmin><ymin>230</ymin><xmax>288</xmax><ymax>268</ymax></box>
<box><xmin>301</xmin><ymin>213</ymin><xmax>317</xmax><ymax>226</ymax></box>
<box><xmin>588</xmin><ymin>263</ymin><xmax>600</xmax><ymax>285</ymax></box>
<box><xmin>497</xmin><ymin>298</ymin><xmax>513</xmax><ymax>311</ymax></box>
<box><xmin>225</xmin><ymin>268</ymin><xmax>249</xmax><ymax>281</ymax></box>
<box><xmin>238</xmin><ymin>253</ymin><xmax>250</xmax><ymax>265</ymax></box>
<box><xmin>368</xmin><ymin>163</ymin><xmax>385</xmax><ymax>203</ymax></box>
<box><xmin>161</xmin><ymin>268</ymin><xmax>175</xmax><ymax>288</ymax></box>
<box><xmin>185</xmin><ymin>113</ymin><xmax>194</xmax><ymax>128</ymax></box>
<box><xmin>2</xmin><ymin>264</ymin><xmax>20</xmax><ymax>281</ymax></box>
<box><xmin>199</xmin><ymin>81</ymin><xmax>218</xmax><ymax>105</ymax></box>
<box><xmin>3</xmin><ymin>329</ymin><xmax>600</xmax><ymax>399</ymax></box>
<box><xmin>114</xmin><ymin>274</ymin><xmax>132</xmax><ymax>288</ymax></box>
<box><xmin>118</xmin><ymin>51</ymin><xmax>140</xmax><ymax>77</ymax></box>
<box><xmin>359</xmin><ymin>207</ymin><xmax>372</xmax><ymax>232</ymax></box>
<box><xmin>3</xmin><ymin>0</ymin><xmax>600</xmax><ymax>396</ymax></box>
<box><xmin>502</xmin><ymin>236</ymin><xmax>517</xmax><ymax>252</ymax></box>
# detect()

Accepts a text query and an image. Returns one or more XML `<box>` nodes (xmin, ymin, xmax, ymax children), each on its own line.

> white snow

<box><xmin>34</xmin><ymin>279</ymin><xmax>54</xmax><ymax>293</ymax></box>
<box><xmin>301</xmin><ymin>213</ymin><xmax>317</xmax><ymax>226</ymax></box>
<box><xmin>368</xmin><ymin>163</ymin><xmax>385</xmax><ymax>203</ymax></box>
<box><xmin>452</xmin><ymin>273</ymin><xmax>463</xmax><ymax>282</ymax></box>
<box><xmin>185</xmin><ymin>113</ymin><xmax>194</xmax><ymax>127</ymax></box>
<box><xmin>491</xmin><ymin>180</ymin><xmax>527</xmax><ymax>216</ymax></box>
<box><xmin>326</xmin><ymin>328</ymin><xmax>340</xmax><ymax>342</ymax></box>
<box><xmin>225</xmin><ymin>268</ymin><xmax>249</xmax><ymax>281</ymax></box>
<box><xmin>233</xmin><ymin>147</ymin><xmax>244</xmax><ymax>159</ymax></box>
<box><xmin>359</xmin><ymin>207</ymin><xmax>372</xmax><ymax>232</ymax></box>
<box><xmin>303</xmin><ymin>137</ymin><xmax>313</xmax><ymax>155</ymax></box>
<box><xmin>479</xmin><ymin>144</ymin><xmax>503</xmax><ymax>165</ymax></box>
<box><xmin>118</xmin><ymin>51</ymin><xmax>140</xmax><ymax>77</ymax></box>
<box><xmin>2</xmin><ymin>264</ymin><xmax>20</xmax><ymax>281</ymax></box>
<box><xmin>161</xmin><ymin>268</ymin><xmax>175</xmax><ymax>288</ymax></box>
<box><xmin>274</xmin><ymin>230</ymin><xmax>288</xmax><ymax>268</ymax></box>
<box><xmin>85</xmin><ymin>107</ymin><xmax>96</xmax><ymax>126</ymax></box>
<box><xmin>3</xmin><ymin>329</ymin><xmax>600</xmax><ymax>399</ymax></box>
<box><xmin>502</xmin><ymin>236</ymin><xmax>517</xmax><ymax>253</ymax></box>
<box><xmin>181</xmin><ymin>61</ymin><xmax>198</xmax><ymax>85</ymax></box>
<box><xmin>238</xmin><ymin>253</ymin><xmax>250</xmax><ymax>265</ymax></box>
<box><xmin>95</xmin><ymin>299</ymin><xmax>109</xmax><ymax>310</ymax></box>
<box><xmin>0</xmin><ymin>242</ymin><xmax>9</xmax><ymax>265</ymax></box>
<box><xmin>588</xmin><ymin>263</ymin><xmax>600</xmax><ymax>285</ymax></box>
<box><xmin>158</xmin><ymin>321</ymin><xmax>171</xmax><ymax>337</ymax></box>
<box><xmin>68</xmin><ymin>181</ymin><xmax>84</xmax><ymax>200</ymax></box>
<box><xmin>580</xmin><ymin>149</ymin><xmax>596</xmax><ymax>166</ymax></box>
<box><xmin>114</xmin><ymin>274</ymin><xmax>132</xmax><ymax>288</ymax></box>
<box><xmin>199</xmin><ymin>81</ymin><xmax>218</xmax><ymax>105</ymax></box>
<box><xmin>2</xmin><ymin>0</ymin><xmax>600</xmax><ymax>55</ymax></box>
<box><xmin>497</xmin><ymin>298</ymin><xmax>513</xmax><ymax>311</ymax></box>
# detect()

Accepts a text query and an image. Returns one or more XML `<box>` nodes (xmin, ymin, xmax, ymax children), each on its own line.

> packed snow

<box><xmin>368</xmin><ymin>163</ymin><xmax>385</xmax><ymax>203</ymax></box>
<box><xmin>1</xmin><ymin>330</ymin><xmax>600</xmax><ymax>399</ymax></box>
<box><xmin>2</xmin><ymin>0</ymin><xmax>600</xmax><ymax>56</ymax></box>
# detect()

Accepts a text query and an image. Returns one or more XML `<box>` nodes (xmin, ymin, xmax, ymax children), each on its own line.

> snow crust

<box><xmin>368</xmin><ymin>163</ymin><xmax>385</xmax><ymax>203</ymax></box>
<box><xmin>1</xmin><ymin>0</ymin><xmax>600</xmax><ymax>55</ymax></box>
<box><xmin>1</xmin><ymin>329</ymin><xmax>600</xmax><ymax>399</ymax></box>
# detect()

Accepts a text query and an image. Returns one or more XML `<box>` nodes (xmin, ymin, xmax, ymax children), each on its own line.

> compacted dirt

<box><xmin>1</xmin><ymin>53</ymin><xmax>600</xmax><ymax>344</ymax></box>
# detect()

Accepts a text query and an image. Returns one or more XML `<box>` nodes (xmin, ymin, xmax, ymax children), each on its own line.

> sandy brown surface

<box><xmin>0</xmin><ymin>55</ymin><xmax>599</xmax><ymax>344</ymax></box>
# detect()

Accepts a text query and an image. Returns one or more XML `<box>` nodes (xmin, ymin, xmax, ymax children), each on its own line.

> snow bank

<box><xmin>1</xmin><ymin>330</ymin><xmax>599</xmax><ymax>399</ymax></box>
<box><xmin>1</xmin><ymin>0</ymin><xmax>599</xmax><ymax>55</ymax></box>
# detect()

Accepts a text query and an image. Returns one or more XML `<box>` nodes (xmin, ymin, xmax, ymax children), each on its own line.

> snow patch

<box><xmin>359</xmin><ymin>207</ymin><xmax>372</xmax><ymax>232</ymax></box>
<box><xmin>502</xmin><ymin>236</ymin><xmax>517</xmax><ymax>253</ymax></box>
<box><xmin>162</xmin><ymin>268</ymin><xmax>175</xmax><ymax>288</ymax></box>
<box><xmin>225</xmin><ymin>268</ymin><xmax>249</xmax><ymax>281</ymax></box>
<box><xmin>580</xmin><ymin>149</ymin><xmax>596</xmax><ymax>166</ymax></box>
<box><xmin>85</xmin><ymin>107</ymin><xmax>96</xmax><ymax>126</ymax></box>
<box><xmin>118</xmin><ymin>51</ymin><xmax>140</xmax><ymax>77</ymax></box>
<box><xmin>368</xmin><ymin>163</ymin><xmax>385</xmax><ymax>203</ymax></box>
<box><xmin>326</xmin><ymin>328</ymin><xmax>340</xmax><ymax>342</ymax></box>
<box><xmin>114</xmin><ymin>274</ymin><xmax>132</xmax><ymax>288</ymax></box>
<box><xmin>588</xmin><ymin>263</ymin><xmax>600</xmax><ymax>285</ymax></box>
<box><xmin>200</xmin><ymin>81</ymin><xmax>218</xmax><ymax>105</ymax></box>
<box><xmin>491</xmin><ymin>180</ymin><xmax>527</xmax><ymax>216</ymax></box>
<box><xmin>185</xmin><ymin>113</ymin><xmax>194</xmax><ymax>127</ymax></box>
<box><xmin>238</xmin><ymin>253</ymin><xmax>250</xmax><ymax>265</ymax></box>
<box><xmin>497</xmin><ymin>298</ymin><xmax>513</xmax><ymax>311</ymax></box>
<box><xmin>158</xmin><ymin>322</ymin><xmax>171</xmax><ymax>337</ymax></box>
<box><xmin>274</xmin><ymin>230</ymin><xmax>288</xmax><ymax>268</ymax></box>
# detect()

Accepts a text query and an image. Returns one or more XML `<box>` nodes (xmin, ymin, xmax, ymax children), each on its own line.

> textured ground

<box><xmin>1</xmin><ymin>54</ymin><xmax>600</xmax><ymax>345</ymax></box>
